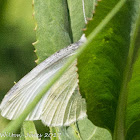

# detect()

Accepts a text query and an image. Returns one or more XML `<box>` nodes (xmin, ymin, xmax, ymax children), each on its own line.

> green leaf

<box><xmin>33</xmin><ymin>0</ymin><xmax>96</xmax><ymax>63</ymax></box>
<box><xmin>50</xmin><ymin>118</ymin><xmax>112</xmax><ymax>140</ymax></box>
<box><xmin>33</xmin><ymin>0</ymin><xmax>71</xmax><ymax>63</ymax></box>
<box><xmin>50</xmin><ymin>123</ymin><xmax>83</xmax><ymax>140</ymax></box>
<box><xmin>125</xmin><ymin>3</ymin><xmax>140</xmax><ymax>139</ymax></box>
<box><xmin>78</xmin><ymin>0</ymin><xmax>131</xmax><ymax>132</ymax></box>
<box><xmin>50</xmin><ymin>127</ymin><xmax>61</xmax><ymax>140</ymax></box>
<box><xmin>85</xmin><ymin>0</ymin><xmax>120</xmax><ymax>36</ymax></box>
<box><xmin>0</xmin><ymin>115</ymin><xmax>10</xmax><ymax>132</ymax></box>
<box><xmin>20</xmin><ymin>121</ymin><xmax>39</xmax><ymax>140</ymax></box>
<box><xmin>67</xmin><ymin>0</ymin><xmax>95</xmax><ymax>42</ymax></box>
<box><xmin>78</xmin><ymin>0</ymin><xmax>140</xmax><ymax>139</ymax></box>
<box><xmin>67</xmin><ymin>118</ymin><xmax>112</xmax><ymax>140</ymax></box>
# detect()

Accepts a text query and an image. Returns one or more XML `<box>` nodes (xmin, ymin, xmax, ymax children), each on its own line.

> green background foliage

<box><xmin>0</xmin><ymin>0</ymin><xmax>36</xmax><ymax>101</ymax></box>
<box><xmin>0</xmin><ymin>0</ymin><xmax>35</xmax><ymax>133</ymax></box>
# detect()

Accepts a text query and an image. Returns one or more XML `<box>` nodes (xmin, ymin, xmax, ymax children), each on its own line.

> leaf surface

<box><xmin>125</xmin><ymin>2</ymin><xmax>140</xmax><ymax>139</ymax></box>
<box><xmin>67</xmin><ymin>0</ymin><xmax>95</xmax><ymax>42</ymax></box>
<box><xmin>20</xmin><ymin>121</ymin><xmax>39</xmax><ymax>140</ymax></box>
<box><xmin>78</xmin><ymin>0</ymin><xmax>131</xmax><ymax>132</ymax></box>
<box><xmin>78</xmin><ymin>0</ymin><xmax>140</xmax><ymax>139</ymax></box>
<box><xmin>33</xmin><ymin>0</ymin><xmax>71</xmax><ymax>63</ymax></box>
<box><xmin>50</xmin><ymin>118</ymin><xmax>112</xmax><ymax>140</ymax></box>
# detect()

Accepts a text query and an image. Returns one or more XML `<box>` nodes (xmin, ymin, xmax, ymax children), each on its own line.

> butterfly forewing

<box><xmin>0</xmin><ymin>37</ymin><xmax>87</xmax><ymax>127</ymax></box>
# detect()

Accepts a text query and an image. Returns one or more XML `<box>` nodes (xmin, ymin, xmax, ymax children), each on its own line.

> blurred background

<box><xmin>0</xmin><ymin>1</ymin><xmax>49</xmax><ymax>134</ymax></box>
<box><xmin>0</xmin><ymin>0</ymin><xmax>36</xmax><ymax>101</ymax></box>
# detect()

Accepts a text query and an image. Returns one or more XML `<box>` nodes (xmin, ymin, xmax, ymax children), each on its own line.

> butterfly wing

<box><xmin>40</xmin><ymin>60</ymin><xmax>86</xmax><ymax>126</ymax></box>
<box><xmin>0</xmin><ymin>39</ymin><xmax>87</xmax><ymax>127</ymax></box>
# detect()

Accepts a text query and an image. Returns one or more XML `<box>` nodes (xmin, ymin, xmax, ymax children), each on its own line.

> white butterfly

<box><xmin>0</xmin><ymin>35</ymin><xmax>87</xmax><ymax>127</ymax></box>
